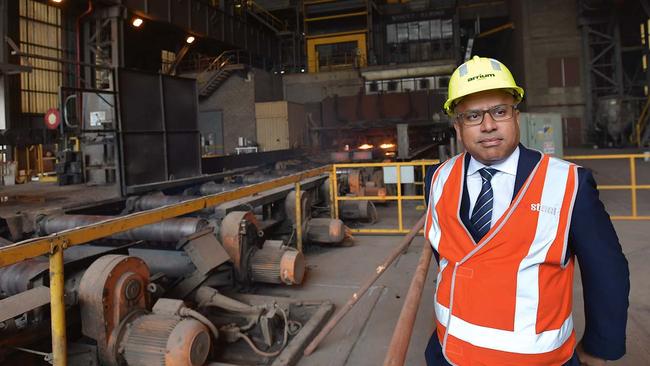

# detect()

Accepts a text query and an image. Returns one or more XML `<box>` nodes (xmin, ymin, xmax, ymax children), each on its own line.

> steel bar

<box><xmin>49</xmin><ymin>242</ymin><xmax>67</xmax><ymax>366</ymax></box>
<box><xmin>383</xmin><ymin>242</ymin><xmax>433</xmax><ymax>366</ymax></box>
<box><xmin>303</xmin><ymin>214</ymin><xmax>426</xmax><ymax>356</ymax></box>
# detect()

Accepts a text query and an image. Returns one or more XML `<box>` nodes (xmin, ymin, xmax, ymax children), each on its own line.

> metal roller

<box><xmin>127</xmin><ymin>194</ymin><xmax>213</xmax><ymax>216</ymax></box>
<box><xmin>306</xmin><ymin>218</ymin><xmax>347</xmax><ymax>244</ymax></box>
<box><xmin>339</xmin><ymin>200</ymin><xmax>376</xmax><ymax>221</ymax></box>
<box><xmin>198</xmin><ymin>182</ymin><xmax>243</xmax><ymax>196</ymax></box>
<box><xmin>38</xmin><ymin>215</ymin><xmax>208</xmax><ymax>242</ymax></box>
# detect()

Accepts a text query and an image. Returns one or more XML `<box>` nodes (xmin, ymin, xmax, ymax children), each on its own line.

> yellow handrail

<box><xmin>333</xmin><ymin>160</ymin><xmax>439</xmax><ymax>234</ymax></box>
<box><xmin>564</xmin><ymin>154</ymin><xmax>650</xmax><ymax>220</ymax></box>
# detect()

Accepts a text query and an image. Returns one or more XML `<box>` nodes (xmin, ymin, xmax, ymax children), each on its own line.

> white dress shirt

<box><xmin>466</xmin><ymin>147</ymin><xmax>519</xmax><ymax>227</ymax></box>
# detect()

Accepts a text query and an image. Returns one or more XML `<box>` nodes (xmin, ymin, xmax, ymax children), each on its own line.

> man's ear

<box><xmin>453</xmin><ymin>121</ymin><xmax>462</xmax><ymax>143</ymax></box>
<box><xmin>515</xmin><ymin>109</ymin><xmax>520</xmax><ymax>126</ymax></box>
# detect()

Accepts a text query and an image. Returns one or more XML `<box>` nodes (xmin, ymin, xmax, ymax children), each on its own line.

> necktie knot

<box><xmin>479</xmin><ymin>168</ymin><xmax>498</xmax><ymax>182</ymax></box>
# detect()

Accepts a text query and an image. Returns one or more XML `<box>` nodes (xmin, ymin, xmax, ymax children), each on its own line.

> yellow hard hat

<box><xmin>443</xmin><ymin>56</ymin><xmax>524</xmax><ymax>116</ymax></box>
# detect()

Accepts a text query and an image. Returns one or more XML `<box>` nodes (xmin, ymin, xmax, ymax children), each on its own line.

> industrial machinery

<box><xmin>0</xmin><ymin>170</ymin><xmax>367</xmax><ymax>365</ymax></box>
<box><xmin>0</xmin><ymin>249</ymin><xmax>332</xmax><ymax>365</ymax></box>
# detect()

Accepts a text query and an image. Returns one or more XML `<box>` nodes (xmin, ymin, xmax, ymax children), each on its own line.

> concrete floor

<box><xmin>261</xmin><ymin>201</ymin><xmax>650</xmax><ymax>366</ymax></box>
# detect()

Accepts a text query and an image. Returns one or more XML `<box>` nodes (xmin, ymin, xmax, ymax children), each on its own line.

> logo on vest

<box><xmin>530</xmin><ymin>203</ymin><xmax>559</xmax><ymax>216</ymax></box>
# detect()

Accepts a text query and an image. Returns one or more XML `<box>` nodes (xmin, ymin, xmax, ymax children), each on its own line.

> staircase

<box><xmin>197</xmin><ymin>51</ymin><xmax>246</xmax><ymax>99</ymax></box>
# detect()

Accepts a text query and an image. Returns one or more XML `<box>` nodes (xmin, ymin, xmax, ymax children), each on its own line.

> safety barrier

<box><xmin>332</xmin><ymin>160</ymin><xmax>439</xmax><ymax>234</ymax></box>
<box><xmin>564</xmin><ymin>154</ymin><xmax>650</xmax><ymax>220</ymax></box>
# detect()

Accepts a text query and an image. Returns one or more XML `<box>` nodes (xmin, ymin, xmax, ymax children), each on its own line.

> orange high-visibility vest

<box><xmin>425</xmin><ymin>153</ymin><xmax>579</xmax><ymax>366</ymax></box>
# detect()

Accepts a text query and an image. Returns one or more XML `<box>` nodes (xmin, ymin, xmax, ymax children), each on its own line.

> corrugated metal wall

<box><xmin>19</xmin><ymin>0</ymin><xmax>62</xmax><ymax>114</ymax></box>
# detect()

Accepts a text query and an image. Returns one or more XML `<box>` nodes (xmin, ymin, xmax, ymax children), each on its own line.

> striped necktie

<box><xmin>471</xmin><ymin>168</ymin><xmax>498</xmax><ymax>242</ymax></box>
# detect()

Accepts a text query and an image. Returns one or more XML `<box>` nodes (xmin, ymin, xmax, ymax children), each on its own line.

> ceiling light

<box><xmin>380</xmin><ymin>143</ymin><xmax>395</xmax><ymax>149</ymax></box>
<box><xmin>132</xmin><ymin>18</ymin><xmax>143</xmax><ymax>27</ymax></box>
<box><xmin>51</xmin><ymin>0</ymin><xmax>63</xmax><ymax>3</ymax></box>
<box><xmin>186</xmin><ymin>36</ymin><xmax>195</xmax><ymax>44</ymax></box>
<box><xmin>358</xmin><ymin>143</ymin><xmax>373</xmax><ymax>150</ymax></box>
<box><xmin>280</xmin><ymin>70</ymin><xmax>285</xmax><ymax>74</ymax></box>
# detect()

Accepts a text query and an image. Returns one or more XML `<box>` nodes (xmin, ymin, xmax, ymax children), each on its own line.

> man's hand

<box><xmin>577</xmin><ymin>342</ymin><xmax>607</xmax><ymax>366</ymax></box>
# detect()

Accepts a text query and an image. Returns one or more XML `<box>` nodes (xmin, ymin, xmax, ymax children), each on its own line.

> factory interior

<box><xmin>0</xmin><ymin>0</ymin><xmax>649</xmax><ymax>365</ymax></box>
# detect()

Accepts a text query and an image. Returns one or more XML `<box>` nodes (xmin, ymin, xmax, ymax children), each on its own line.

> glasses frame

<box><xmin>454</xmin><ymin>104</ymin><xmax>519</xmax><ymax>126</ymax></box>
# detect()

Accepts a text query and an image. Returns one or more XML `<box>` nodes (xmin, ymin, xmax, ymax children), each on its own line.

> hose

<box><xmin>180</xmin><ymin>308</ymin><xmax>220</xmax><ymax>342</ymax></box>
<box><xmin>236</xmin><ymin>305</ymin><xmax>291</xmax><ymax>358</ymax></box>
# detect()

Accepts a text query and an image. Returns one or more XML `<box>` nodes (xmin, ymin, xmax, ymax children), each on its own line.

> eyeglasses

<box><xmin>455</xmin><ymin>104</ymin><xmax>518</xmax><ymax>126</ymax></box>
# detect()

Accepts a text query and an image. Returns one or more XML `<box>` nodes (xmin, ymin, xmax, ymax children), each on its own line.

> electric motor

<box><xmin>250</xmin><ymin>240</ymin><xmax>305</xmax><ymax>285</ymax></box>
<box><xmin>121</xmin><ymin>314</ymin><xmax>211</xmax><ymax>366</ymax></box>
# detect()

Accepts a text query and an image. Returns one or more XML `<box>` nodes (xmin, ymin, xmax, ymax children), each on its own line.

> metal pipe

<box><xmin>49</xmin><ymin>242</ymin><xmax>67</xmax><ymax>366</ymax></box>
<box><xmin>383</xmin><ymin>242</ymin><xmax>433</xmax><ymax>366</ymax></box>
<box><xmin>39</xmin><ymin>215</ymin><xmax>207</xmax><ymax>242</ymax></box>
<box><xmin>303</xmin><ymin>214</ymin><xmax>426</xmax><ymax>356</ymax></box>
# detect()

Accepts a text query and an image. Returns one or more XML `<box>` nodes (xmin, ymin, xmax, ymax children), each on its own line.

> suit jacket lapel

<box><xmin>513</xmin><ymin>144</ymin><xmax>542</xmax><ymax>199</ymax></box>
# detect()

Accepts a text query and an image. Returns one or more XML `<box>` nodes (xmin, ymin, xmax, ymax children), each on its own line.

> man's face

<box><xmin>452</xmin><ymin>90</ymin><xmax>520</xmax><ymax>165</ymax></box>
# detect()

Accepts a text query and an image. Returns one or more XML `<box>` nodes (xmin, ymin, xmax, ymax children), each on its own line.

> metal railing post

<box><xmin>332</xmin><ymin>165</ymin><xmax>339</xmax><ymax>219</ymax></box>
<box><xmin>49</xmin><ymin>239</ymin><xmax>67</xmax><ymax>366</ymax></box>
<box><xmin>630</xmin><ymin>156</ymin><xmax>637</xmax><ymax>218</ymax></box>
<box><xmin>397</xmin><ymin>164</ymin><xmax>403</xmax><ymax>232</ymax></box>
<box><xmin>295</xmin><ymin>182</ymin><xmax>303</xmax><ymax>252</ymax></box>
<box><xmin>329</xmin><ymin>169</ymin><xmax>336</xmax><ymax>219</ymax></box>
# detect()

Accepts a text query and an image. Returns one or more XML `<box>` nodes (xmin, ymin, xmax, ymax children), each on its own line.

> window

<box><xmin>161</xmin><ymin>50</ymin><xmax>176</xmax><ymax>74</ymax></box>
<box><xmin>387</xmin><ymin>19</ymin><xmax>453</xmax><ymax>44</ymax></box>
<box><xmin>19</xmin><ymin>0</ymin><xmax>63</xmax><ymax>114</ymax></box>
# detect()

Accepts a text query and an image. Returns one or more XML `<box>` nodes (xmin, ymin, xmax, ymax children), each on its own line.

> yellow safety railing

<box><xmin>0</xmin><ymin>166</ymin><xmax>331</xmax><ymax>366</ymax></box>
<box><xmin>332</xmin><ymin>160</ymin><xmax>439</xmax><ymax>234</ymax></box>
<box><xmin>564</xmin><ymin>154</ymin><xmax>650</xmax><ymax>220</ymax></box>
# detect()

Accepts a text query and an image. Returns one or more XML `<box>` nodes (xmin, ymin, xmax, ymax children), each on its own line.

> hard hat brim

<box><xmin>444</xmin><ymin>86</ymin><xmax>524</xmax><ymax>116</ymax></box>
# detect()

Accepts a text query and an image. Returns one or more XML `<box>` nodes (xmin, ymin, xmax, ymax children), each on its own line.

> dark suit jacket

<box><xmin>423</xmin><ymin>145</ymin><xmax>630</xmax><ymax>366</ymax></box>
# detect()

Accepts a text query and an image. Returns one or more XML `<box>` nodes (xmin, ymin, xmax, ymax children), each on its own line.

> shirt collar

<box><xmin>467</xmin><ymin>146</ymin><xmax>520</xmax><ymax>176</ymax></box>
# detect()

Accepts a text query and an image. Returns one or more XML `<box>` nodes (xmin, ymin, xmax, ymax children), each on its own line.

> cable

<box><xmin>180</xmin><ymin>308</ymin><xmax>220</xmax><ymax>341</ymax></box>
<box><xmin>236</xmin><ymin>305</ymin><xmax>290</xmax><ymax>357</ymax></box>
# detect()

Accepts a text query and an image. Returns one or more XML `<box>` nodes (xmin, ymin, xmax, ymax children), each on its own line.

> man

<box><xmin>423</xmin><ymin>56</ymin><xmax>629</xmax><ymax>366</ymax></box>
